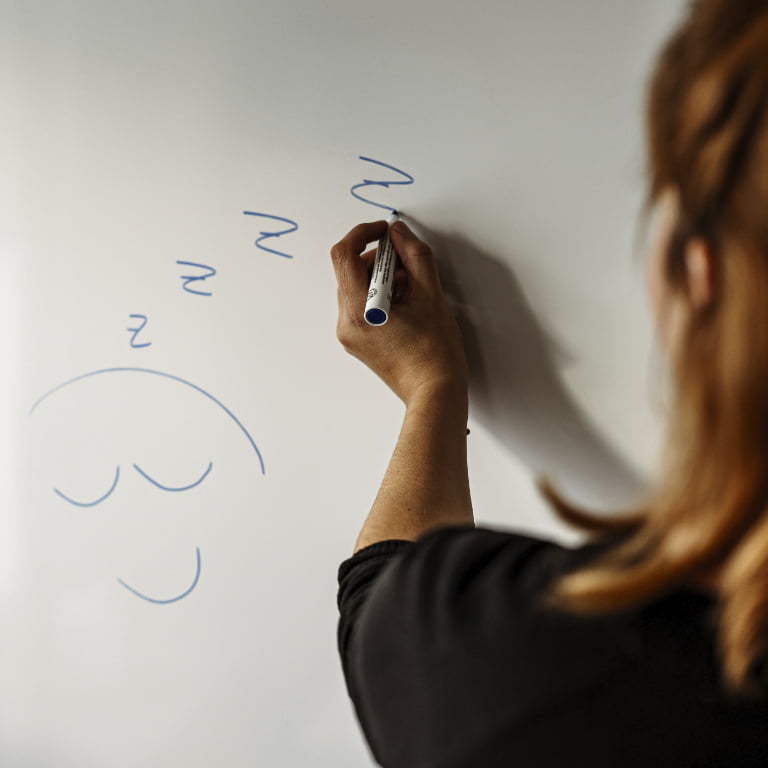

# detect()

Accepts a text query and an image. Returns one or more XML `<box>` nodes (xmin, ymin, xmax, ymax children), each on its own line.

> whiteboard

<box><xmin>2</xmin><ymin>1</ymin><xmax>684</xmax><ymax>765</ymax></box>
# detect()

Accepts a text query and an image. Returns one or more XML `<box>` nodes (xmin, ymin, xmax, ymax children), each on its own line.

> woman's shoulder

<box><xmin>339</xmin><ymin>526</ymin><xmax>553</xmax><ymax>611</ymax></box>
<box><xmin>398</xmin><ymin>524</ymin><xmax>571</xmax><ymax>589</ymax></box>
<box><xmin>339</xmin><ymin>524</ymin><xmax>628</xmax><ymax>659</ymax></box>
<box><xmin>355</xmin><ymin>524</ymin><xmax>610</xmax><ymax>598</ymax></box>
<box><xmin>337</xmin><ymin>526</ymin><xmax>574</xmax><ymax>669</ymax></box>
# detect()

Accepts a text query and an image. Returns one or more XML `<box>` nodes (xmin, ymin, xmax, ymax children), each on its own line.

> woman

<box><xmin>333</xmin><ymin>1</ymin><xmax>768</xmax><ymax>765</ymax></box>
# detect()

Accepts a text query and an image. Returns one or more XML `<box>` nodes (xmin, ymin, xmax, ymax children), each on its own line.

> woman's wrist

<box><xmin>406</xmin><ymin>379</ymin><xmax>469</xmax><ymax>425</ymax></box>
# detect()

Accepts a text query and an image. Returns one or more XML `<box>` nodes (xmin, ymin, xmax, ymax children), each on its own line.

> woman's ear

<box><xmin>685</xmin><ymin>237</ymin><xmax>716</xmax><ymax>310</ymax></box>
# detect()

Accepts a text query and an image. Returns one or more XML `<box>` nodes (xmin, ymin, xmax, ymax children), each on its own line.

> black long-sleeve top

<box><xmin>337</xmin><ymin>525</ymin><xmax>768</xmax><ymax>767</ymax></box>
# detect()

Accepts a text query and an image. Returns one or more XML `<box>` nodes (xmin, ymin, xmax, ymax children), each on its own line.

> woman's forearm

<box><xmin>354</xmin><ymin>383</ymin><xmax>474</xmax><ymax>553</ymax></box>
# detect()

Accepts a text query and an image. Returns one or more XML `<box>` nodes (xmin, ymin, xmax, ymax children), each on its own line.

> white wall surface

<box><xmin>2</xmin><ymin>1</ymin><xmax>686</xmax><ymax>765</ymax></box>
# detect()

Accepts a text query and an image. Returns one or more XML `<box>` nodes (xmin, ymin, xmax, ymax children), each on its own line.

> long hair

<box><xmin>541</xmin><ymin>0</ymin><xmax>768</xmax><ymax>697</ymax></box>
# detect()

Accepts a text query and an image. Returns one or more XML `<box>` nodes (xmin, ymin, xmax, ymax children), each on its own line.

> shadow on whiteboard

<box><xmin>419</xmin><ymin>225</ymin><xmax>648</xmax><ymax>514</ymax></box>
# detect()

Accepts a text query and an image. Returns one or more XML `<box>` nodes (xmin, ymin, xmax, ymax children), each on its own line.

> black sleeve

<box><xmin>336</xmin><ymin>527</ymin><xmax>768</xmax><ymax>768</ymax></box>
<box><xmin>336</xmin><ymin>537</ymin><xmax>415</xmax><ymax>696</ymax></box>
<box><xmin>335</xmin><ymin>525</ymin><xmax>556</xmax><ymax>767</ymax></box>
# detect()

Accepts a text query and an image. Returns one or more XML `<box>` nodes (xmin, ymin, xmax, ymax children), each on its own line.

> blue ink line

<box><xmin>350</xmin><ymin>156</ymin><xmax>415</xmax><ymax>212</ymax></box>
<box><xmin>127</xmin><ymin>314</ymin><xmax>151</xmax><ymax>348</ymax></box>
<box><xmin>30</xmin><ymin>368</ymin><xmax>265</xmax><ymax>475</ymax></box>
<box><xmin>117</xmin><ymin>546</ymin><xmax>202</xmax><ymax>604</ymax></box>
<box><xmin>133</xmin><ymin>461</ymin><xmax>213</xmax><ymax>492</ymax></box>
<box><xmin>53</xmin><ymin>465</ymin><xmax>120</xmax><ymax>507</ymax></box>
<box><xmin>243</xmin><ymin>212</ymin><xmax>299</xmax><ymax>259</ymax></box>
<box><xmin>177</xmin><ymin>261</ymin><xmax>216</xmax><ymax>297</ymax></box>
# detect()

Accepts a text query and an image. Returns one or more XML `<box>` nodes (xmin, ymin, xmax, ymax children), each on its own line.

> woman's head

<box><xmin>645</xmin><ymin>0</ymin><xmax>768</xmax><ymax>524</ymax></box>
<box><xmin>542</xmin><ymin>0</ymin><xmax>768</xmax><ymax>696</ymax></box>
<box><xmin>646</xmin><ymin>0</ymin><xmax>768</xmax><ymax>363</ymax></box>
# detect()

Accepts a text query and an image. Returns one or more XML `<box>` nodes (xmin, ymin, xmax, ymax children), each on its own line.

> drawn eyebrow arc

<box><xmin>117</xmin><ymin>547</ymin><xmax>202</xmax><ymax>604</ymax></box>
<box><xmin>29</xmin><ymin>367</ymin><xmax>265</xmax><ymax>475</ymax></box>
<box><xmin>132</xmin><ymin>461</ymin><xmax>213</xmax><ymax>491</ymax></box>
<box><xmin>53</xmin><ymin>465</ymin><xmax>121</xmax><ymax>507</ymax></box>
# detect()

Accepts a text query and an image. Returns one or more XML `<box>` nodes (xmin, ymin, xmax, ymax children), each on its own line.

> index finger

<box><xmin>330</xmin><ymin>219</ymin><xmax>389</xmax><ymax>297</ymax></box>
<box><xmin>331</xmin><ymin>220</ymin><xmax>388</xmax><ymax>256</ymax></box>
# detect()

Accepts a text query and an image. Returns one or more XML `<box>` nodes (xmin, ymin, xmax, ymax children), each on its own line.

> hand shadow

<box><xmin>412</xmin><ymin>221</ymin><xmax>649</xmax><ymax>513</ymax></box>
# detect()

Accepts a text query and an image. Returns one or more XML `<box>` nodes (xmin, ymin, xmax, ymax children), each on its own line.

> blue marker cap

<box><xmin>365</xmin><ymin>307</ymin><xmax>388</xmax><ymax>326</ymax></box>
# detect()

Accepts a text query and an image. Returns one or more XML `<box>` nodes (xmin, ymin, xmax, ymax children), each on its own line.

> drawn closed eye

<box><xmin>132</xmin><ymin>461</ymin><xmax>213</xmax><ymax>491</ymax></box>
<box><xmin>54</xmin><ymin>465</ymin><xmax>121</xmax><ymax>507</ymax></box>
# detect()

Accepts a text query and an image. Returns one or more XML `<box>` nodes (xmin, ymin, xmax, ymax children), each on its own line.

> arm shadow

<box><xmin>413</xmin><ymin>222</ymin><xmax>650</xmax><ymax>513</ymax></box>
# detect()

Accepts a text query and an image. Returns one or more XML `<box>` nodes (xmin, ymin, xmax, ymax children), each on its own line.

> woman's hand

<box><xmin>331</xmin><ymin>219</ymin><xmax>469</xmax><ymax>407</ymax></box>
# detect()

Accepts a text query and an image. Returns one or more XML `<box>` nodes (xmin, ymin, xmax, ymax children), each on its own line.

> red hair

<box><xmin>543</xmin><ymin>0</ymin><xmax>768</xmax><ymax>697</ymax></box>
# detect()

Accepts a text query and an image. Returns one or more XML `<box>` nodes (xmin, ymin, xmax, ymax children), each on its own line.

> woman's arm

<box><xmin>331</xmin><ymin>220</ymin><xmax>474</xmax><ymax>553</ymax></box>
<box><xmin>354</xmin><ymin>381</ymin><xmax>472</xmax><ymax>552</ymax></box>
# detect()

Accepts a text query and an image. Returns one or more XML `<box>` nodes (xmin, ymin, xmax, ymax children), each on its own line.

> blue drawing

<box><xmin>127</xmin><ymin>314</ymin><xmax>152</xmax><ymax>348</ymax></box>
<box><xmin>118</xmin><ymin>547</ymin><xmax>202</xmax><ymax>605</ymax></box>
<box><xmin>54</xmin><ymin>465</ymin><xmax>121</xmax><ymax>507</ymax></box>
<box><xmin>350</xmin><ymin>156</ymin><xmax>415</xmax><ymax>211</ymax></box>
<box><xmin>133</xmin><ymin>461</ymin><xmax>213</xmax><ymax>492</ymax></box>
<box><xmin>243</xmin><ymin>211</ymin><xmax>299</xmax><ymax>259</ymax></box>
<box><xmin>177</xmin><ymin>261</ymin><xmax>217</xmax><ymax>296</ymax></box>
<box><xmin>30</xmin><ymin>367</ymin><xmax>265</xmax><ymax>604</ymax></box>
<box><xmin>54</xmin><ymin>462</ymin><xmax>214</xmax><ymax>506</ymax></box>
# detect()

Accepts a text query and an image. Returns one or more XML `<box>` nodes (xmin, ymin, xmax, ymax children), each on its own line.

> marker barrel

<box><xmin>364</xmin><ymin>214</ymin><xmax>398</xmax><ymax>326</ymax></box>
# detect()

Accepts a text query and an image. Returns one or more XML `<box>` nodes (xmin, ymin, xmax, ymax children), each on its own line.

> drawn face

<box><xmin>29</xmin><ymin>368</ymin><xmax>264</xmax><ymax>604</ymax></box>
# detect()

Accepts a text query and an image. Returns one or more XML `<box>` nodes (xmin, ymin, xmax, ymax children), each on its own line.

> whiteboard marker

<box><xmin>364</xmin><ymin>211</ymin><xmax>399</xmax><ymax>326</ymax></box>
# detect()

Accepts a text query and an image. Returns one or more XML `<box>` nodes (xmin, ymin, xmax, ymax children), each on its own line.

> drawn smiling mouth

<box><xmin>117</xmin><ymin>546</ymin><xmax>202</xmax><ymax>604</ymax></box>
